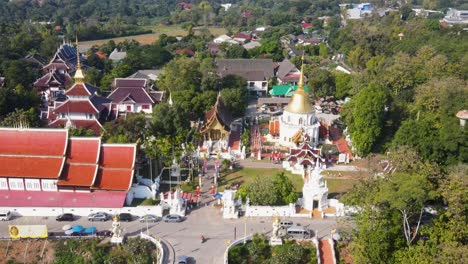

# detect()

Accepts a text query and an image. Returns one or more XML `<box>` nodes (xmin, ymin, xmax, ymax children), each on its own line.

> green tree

<box><xmin>349</xmin><ymin>84</ymin><xmax>387</xmax><ymax>155</ymax></box>
<box><xmin>307</xmin><ymin>68</ymin><xmax>335</xmax><ymax>98</ymax></box>
<box><xmin>102</xmin><ymin>113</ymin><xmax>148</xmax><ymax>144</ymax></box>
<box><xmin>334</xmin><ymin>71</ymin><xmax>352</xmax><ymax>98</ymax></box>
<box><xmin>221</xmin><ymin>88</ymin><xmax>247</xmax><ymax>118</ymax></box>
<box><xmin>0</xmin><ymin>108</ymin><xmax>40</xmax><ymax>128</ymax></box>
<box><xmin>157</xmin><ymin>57</ymin><xmax>202</xmax><ymax>92</ymax></box>
<box><xmin>151</xmin><ymin>103</ymin><xmax>190</xmax><ymax>137</ymax></box>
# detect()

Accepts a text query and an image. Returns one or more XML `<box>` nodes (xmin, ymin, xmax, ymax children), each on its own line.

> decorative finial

<box><xmin>74</xmin><ymin>35</ymin><xmax>85</xmax><ymax>83</ymax></box>
<box><xmin>297</xmin><ymin>52</ymin><xmax>305</xmax><ymax>91</ymax></box>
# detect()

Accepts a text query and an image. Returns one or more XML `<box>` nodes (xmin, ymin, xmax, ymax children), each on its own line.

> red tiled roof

<box><xmin>0</xmin><ymin>190</ymin><xmax>127</xmax><ymax>208</ymax></box>
<box><xmin>92</xmin><ymin>144</ymin><xmax>136</xmax><ymax>191</ymax></box>
<box><xmin>100</xmin><ymin>145</ymin><xmax>136</xmax><ymax>169</ymax></box>
<box><xmin>48</xmin><ymin>119</ymin><xmax>103</xmax><ymax>135</ymax></box>
<box><xmin>95</xmin><ymin>52</ymin><xmax>106</xmax><ymax>59</ymax></box>
<box><xmin>176</xmin><ymin>48</ymin><xmax>195</xmax><ymax>57</ymax></box>
<box><xmin>67</xmin><ymin>138</ymin><xmax>100</xmax><ymax>164</ymax></box>
<box><xmin>113</xmin><ymin>78</ymin><xmax>146</xmax><ymax>88</ymax></box>
<box><xmin>0</xmin><ymin>156</ymin><xmax>64</xmax><ymax>178</ymax></box>
<box><xmin>0</xmin><ymin>128</ymin><xmax>68</xmax><ymax>156</ymax></box>
<box><xmin>93</xmin><ymin>168</ymin><xmax>133</xmax><ymax>191</ymax></box>
<box><xmin>53</xmin><ymin>100</ymin><xmax>99</xmax><ymax>114</ymax></box>
<box><xmin>57</xmin><ymin>164</ymin><xmax>97</xmax><ymax>186</ymax></box>
<box><xmin>301</xmin><ymin>22</ymin><xmax>313</xmax><ymax>29</ymax></box>
<box><xmin>107</xmin><ymin>87</ymin><xmax>155</xmax><ymax>104</ymax></box>
<box><xmin>65</xmin><ymin>83</ymin><xmax>98</xmax><ymax>96</ymax></box>
<box><xmin>233</xmin><ymin>33</ymin><xmax>252</xmax><ymax>40</ymax></box>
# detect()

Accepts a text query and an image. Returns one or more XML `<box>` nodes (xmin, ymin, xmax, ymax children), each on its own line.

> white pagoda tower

<box><xmin>279</xmin><ymin>56</ymin><xmax>320</xmax><ymax>147</ymax></box>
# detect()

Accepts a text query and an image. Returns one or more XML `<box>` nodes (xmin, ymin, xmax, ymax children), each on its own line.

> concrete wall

<box><xmin>3</xmin><ymin>205</ymin><xmax>163</xmax><ymax>218</ymax></box>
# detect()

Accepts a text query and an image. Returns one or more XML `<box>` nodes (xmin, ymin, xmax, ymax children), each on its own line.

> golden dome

<box><xmin>284</xmin><ymin>55</ymin><xmax>314</xmax><ymax>114</ymax></box>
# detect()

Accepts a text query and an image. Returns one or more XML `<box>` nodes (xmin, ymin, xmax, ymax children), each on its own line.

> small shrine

<box><xmin>222</xmin><ymin>189</ymin><xmax>239</xmax><ymax>219</ymax></box>
<box><xmin>199</xmin><ymin>94</ymin><xmax>233</xmax><ymax>154</ymax></box>
<box><xmin>160</xmin><ymin>188</ymin><xmax>186</xmax><ymax>216</ymax></box>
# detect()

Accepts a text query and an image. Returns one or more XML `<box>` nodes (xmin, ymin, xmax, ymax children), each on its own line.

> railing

<box><xmin>140</xmin><ymin>233</ymin><xmax>165</xmax><ymax>264</ymax></box>
<box><xmin>223</xmin><ymin>234</ymin><xmax>253</xmax><ymax>264</ymax></box>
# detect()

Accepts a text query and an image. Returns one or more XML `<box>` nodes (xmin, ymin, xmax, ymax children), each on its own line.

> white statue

<box><xmin>111</xmin><ymin>215</ymin><xmax>124</xmax><ymax>244</ymax></box>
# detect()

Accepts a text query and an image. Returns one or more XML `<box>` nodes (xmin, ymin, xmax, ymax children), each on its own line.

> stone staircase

<box><xmin>312</xmin><ymin>209</ymin><xmax>322</xmax><ymax>219</ymax></box>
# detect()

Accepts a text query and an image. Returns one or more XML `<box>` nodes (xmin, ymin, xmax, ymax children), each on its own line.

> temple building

<box><xmin>34</xmin><ymin>42</ymin><xmax>86</xmax><ymax>106</ymax></box>
<box><xmin>44</xmin><ymin>52</ymin><xmax>112</xmax><ymax>135</ymax></box>
<box><xmin>0</xmin><ymin>128</ymin><xmax>136</xmax><ymax>208</ymax></box>
<box><xmin>275</xmin><ymin>56</ymin><xmax>320</xmax><ymax>147</ymax></box>
<box><xmin>199</xmin><ymin>94</ymin><xmax>240</xmax><ymax>155</ymax></box>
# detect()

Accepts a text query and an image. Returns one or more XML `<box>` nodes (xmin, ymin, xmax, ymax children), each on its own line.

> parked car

<box><xmin>96</xmin><ymin>230</ymin><xmax>113</xmax><ymax>237</ymax></box>
<box><xmin>0</xmin><ymin>210</ymin><xmax>12</xmax><ymax>221</ymax></box>
<box><xmin>139</xmin><ymin>214</ymin><xmax>162</xmax><ymax>223</ymax></box>
<box><xmin>177</xmin><ymin>256</ymin><xmax>189</xmax><ymax>264</ymax></box>
<box><xmin>279</xmin><ymin>220</ymin><xmax>294</xmax><ymax>228</ymax></box>
<box><xmin>118</xmin><ymin>213</ymin><xmax>133</xmax><ymax>222</ymax></box>
<box><xmin>88</xmin><ymin>212</ymin><xmax>109</xmax><ymax>222</ymax></box>
<box><xmin>56</xmin><ymin>213</ymin><xmax>75</xmax><ymax>222</ymax></box>
<box><xmin>163</xmin><ymin>214</ymin><xmax>183</xmax><ymax>223</ymax></box>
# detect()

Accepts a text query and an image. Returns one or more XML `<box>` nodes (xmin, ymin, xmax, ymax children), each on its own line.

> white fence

<box><xmin>324</xmin><ymin>199</ymin><xmax>345</xmax><ymax>217</ymax></box>
<box><xmin>244</xmin><ymin>203</ymin><xmax>310</xmax><ymax>218</ymax></box>
<box><xmin>2</xmin><ymin>205</ymin><xmax>163</xmax><ymax>218</ymax></box>
<box><xmin>140</xmin><ymin>233</ymin><xmax>164</xmax><ymax>264</ymax></box>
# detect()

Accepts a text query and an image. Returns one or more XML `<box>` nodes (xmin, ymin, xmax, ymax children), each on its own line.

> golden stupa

<box><xmin>284</xmin><ymin>55</ymin><xmax>314</xmax><ymax>114</ymax></box>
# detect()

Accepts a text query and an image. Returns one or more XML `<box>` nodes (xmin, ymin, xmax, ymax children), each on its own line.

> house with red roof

<box><xmin>45</xmin><ymin>65</ymin><xmax>112</xmax><ymax>135</ymax></box>
<box><xmin>176</xmin><ymin>47</ymin><xmax>195</xmax><ymax>57</ymax></box>
<box><xmin>179</xmin><ymin>1</ymin><xmax>193</xmax><ymax>10</ymax></box>
<box><xmin>232</xmin><ymin>32</ymin><xmax>253</xmax><ymax>43</ymax></box>
<box><xmin>108</xmin><ymin>78</ymin><xmax>159</xmax><ymax>116</ymax></box>
<box><xmin>0</xmin><ymin>127</ymin><xmax>136</xmax><ymax>208</ymax></box>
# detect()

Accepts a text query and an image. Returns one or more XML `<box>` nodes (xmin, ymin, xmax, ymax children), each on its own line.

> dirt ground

<box><xmin>0</xmin><ymin>240</ymin><xmax>55</xmax><ymax>264</ymax></box>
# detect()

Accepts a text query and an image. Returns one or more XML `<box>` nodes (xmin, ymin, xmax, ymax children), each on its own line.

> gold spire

<box><xmin>74</xmin><ymin>36</ymin><xmax>85</xmax><ymax>83</ymax></box>
<box><xmin>284</xmin><ymin>53</ymin><xmax>314</xmax><ymax>114</ymax></box>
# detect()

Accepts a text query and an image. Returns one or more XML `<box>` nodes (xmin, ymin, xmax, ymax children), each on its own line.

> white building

<box><xmin>278</xmin><ymin>59</ymin><xmax>320</xmax><ymax>147</ymax></box>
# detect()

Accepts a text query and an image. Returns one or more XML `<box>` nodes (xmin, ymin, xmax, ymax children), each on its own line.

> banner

<box><xmin>8</xmin><ymin>225</ymin><xmax>48</xmax><ymax>239</ymax></box>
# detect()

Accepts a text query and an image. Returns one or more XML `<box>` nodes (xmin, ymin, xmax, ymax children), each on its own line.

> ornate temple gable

<box><xmin>200</xmin><ymin>94</ymin><xmax>233</xmax><ymax>134</ymax></box>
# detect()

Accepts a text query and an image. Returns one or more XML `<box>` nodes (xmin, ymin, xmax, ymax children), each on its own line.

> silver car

<box><xmin>88</xmin><ymin>212</ymin><xmax>109</xmax><ymax>222</ymax></box>
<box><xmin>163</xmin><ymin>214</ymin><xmax>183</xmax><ymax>223</ymax></box>
<box><xmin>139</xmin><ymin>214</ymin><xmax>162</xmax><ymax>223</ymax></box>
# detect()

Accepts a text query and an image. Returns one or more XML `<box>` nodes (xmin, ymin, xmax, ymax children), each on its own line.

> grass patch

<box><xmin>327</xmin><ymin>179</ymin><xmax>358</xmax><ymax>198</ymax></box>
<box><xmin>220</xmin><ymin>168</ymin><xmax>357</xmax><ymax>198</ymax></box>
<box><xmin>81</xmin><ymin>25</ymin><xmax>227</xmax><ymax>45</ymax></box>
<box><xmin>219</xmin><ymin>168</ymin><xmax>303</xmax><ymax>192</ymax></box>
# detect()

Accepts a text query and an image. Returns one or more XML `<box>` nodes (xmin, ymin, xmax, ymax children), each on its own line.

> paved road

<box><xmin>0</xmin><ymin>210</ymin><xmax>337</xmax><ymax>264</ymax></box>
